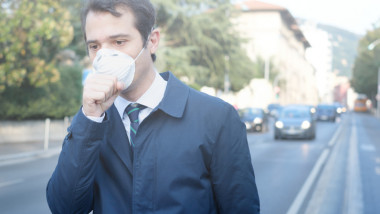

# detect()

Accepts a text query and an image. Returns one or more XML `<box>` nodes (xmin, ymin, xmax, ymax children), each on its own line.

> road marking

<box><xmin>360</xmin><ymin>144</ymin><xmax>376</xmax><ymax>152</ymax></box>
<box><xmin>0</xmin><ymin>179</ymin><xmax>24</xmax><ymax>189</ymax></box>
<box><xmin>344</xmin><ymin>119</ymin><xmax>363</xmax><ymax>214</ymax></box>
<box><xmin>286</xmin><ymin>149</ymin><xmax>330</xmax><ymax>214</ymax></box>
<box><xmin>287</xmin><ymin>120</ymin><xmax>343</xmax><ymax>214</ymax></box>
<box><xmin>375</xmin><ymin>167</ymin><xmax>380</xmax><ymax>175</ymax></box>
<box><xmin>328</xmin><ymin>122</ymin><xmax>344</xmax><ymax>147</ymax></box>
<box><xmin>0</xmin><ymin>147</ymin><xmax>61</xmax><ymax>167</ymax></box>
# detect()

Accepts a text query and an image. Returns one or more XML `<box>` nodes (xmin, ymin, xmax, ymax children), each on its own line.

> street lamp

<box><xmin>368</xmin><ymin>39</ymin><xmax>380</xmax><ymax>118</ymax></box>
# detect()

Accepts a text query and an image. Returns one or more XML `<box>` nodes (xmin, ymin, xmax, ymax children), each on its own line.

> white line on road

<box><xmin>328</xmin><ymin>122</ymin><xmax>344</xmax><ymax>147</ymax></box>
<box><xmin>287</xmin><ymin>121</ymin><xmax>343</xmax><ymax>214</ymax></box>
<box><xmin>286</xmin><ymin>149</ymin><xmax>329</xmax><ymax>214</ymax></box>
<box><xmin>0</xmin><ymin>147</ymin><xmax>61</xmax><ymax>167</ymax></box>
<box><xmin>0</xmin><ymin>179</ymin><xmax>24</xmax><ymax>189</ymax></box>
<box><xmin>376</xmin><ymin>158</ymin><xmax>380</xmax><ymax>164</ymax></box>
<box><xmin>360</xmin><ymin>144</ymin><xmax>376</xmax><ymax>152</ymax></box>
<box><xmin>344</xmin><ymin>117</ymin><xmax>363</xmax><ymax>214</ymax></box>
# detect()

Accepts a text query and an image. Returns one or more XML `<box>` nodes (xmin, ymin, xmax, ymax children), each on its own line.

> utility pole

<box><xmin>224</xmin><ymin>55</ymin><xmax>230</xmax><ymax>94</ymax></box>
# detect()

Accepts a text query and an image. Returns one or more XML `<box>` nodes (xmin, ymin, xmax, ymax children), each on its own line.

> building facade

<box><xmin>300</xmin><ymin>21</ymin><xmax>335</xmax><ymax>103</ymax></box>
<box><xmin>232</xmin><ymin>0</ymin><xmax>318</xmax><ymax>106</ymax></box>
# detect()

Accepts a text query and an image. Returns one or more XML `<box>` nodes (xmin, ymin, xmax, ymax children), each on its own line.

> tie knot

<box><xmin>125</xmin><ymin>103</ymin><xmax>146</xmax><ymax>124</ymax></box>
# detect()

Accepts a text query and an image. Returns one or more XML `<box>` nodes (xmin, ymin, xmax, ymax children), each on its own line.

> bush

<box><xmin>0</xmin><ymin>64</ymin><xmax>83</xmax><ymax>120</ymax></box>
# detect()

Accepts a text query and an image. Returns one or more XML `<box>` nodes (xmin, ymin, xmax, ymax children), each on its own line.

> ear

<box><xmin>148</xmin><ymin>28</ymin><xmax>160</xmax><ymax>54</ymax></box>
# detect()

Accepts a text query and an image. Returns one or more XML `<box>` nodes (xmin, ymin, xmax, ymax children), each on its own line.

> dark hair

<box><xmin>81</xmin><ymin>0</ymin><xmax>156</xmax><ymax>61</ymax></box>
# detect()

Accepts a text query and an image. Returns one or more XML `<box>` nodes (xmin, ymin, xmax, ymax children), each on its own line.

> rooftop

<box><xmin>235</xmin><ymin>0</ymin><xmax>311</xmax><ymax>48</ymax></box>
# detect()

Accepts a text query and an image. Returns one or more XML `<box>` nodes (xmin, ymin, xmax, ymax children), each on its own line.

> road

<box><xmin>249</xmin><ymin>112</ymin><xmax>380</xmax><ymax>214</ymax></box>
<box><xmin>0</xmin><ymin>153</ymin><xmax>58</xmax><ymax>214</ymax></box>
<box><xmin>0</xmin><ymin>112</ymin><xmax>379</xmax><ymax>214</ymax></box>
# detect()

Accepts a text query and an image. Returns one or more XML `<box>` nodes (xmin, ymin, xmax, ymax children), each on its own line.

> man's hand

<box><xmin>82</xmin><ymin>74</ymin><xmax>125</xmax><ymax>117</ymax></box>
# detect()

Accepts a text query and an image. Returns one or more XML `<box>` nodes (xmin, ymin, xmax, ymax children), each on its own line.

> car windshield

<box><xmin>318</xmin><ymin>105</ymin><xmax>335</xmax><ymax>110</ymax></box>
<box><xmin>281</xmin><ymin>109</ymin><xmax>309</xmax><ymax>118</ymax></box>
<box><xmin>268</xmin><ymin>104</ymin><xmax>280</xmax><ymax>110</ymax></box>
<box><xmin>239</xmin><ymin>108</ymin><xmax>263</xmax><ymax>118</ymax></box>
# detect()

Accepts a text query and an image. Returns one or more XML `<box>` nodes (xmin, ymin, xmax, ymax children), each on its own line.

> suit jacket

<box><xmin>47</xmin><ymin>71</ymin><xmax>260</xmax><ymax>214</ymax></box>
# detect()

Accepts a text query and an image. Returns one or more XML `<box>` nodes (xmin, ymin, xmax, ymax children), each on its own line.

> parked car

<box><xmin>238</xmin><ymin>107</ymin><xmax>269</xmax><ymax>133</ymax></box>
<box><xmin>316</xmin><ymin>104</ymin><xmax>337</xmax><ymax>122</ymax></box>
<box><xmin>274</xmin><ymin>106</ymin><xmax>316</xmax><ymax>140</ymax></box>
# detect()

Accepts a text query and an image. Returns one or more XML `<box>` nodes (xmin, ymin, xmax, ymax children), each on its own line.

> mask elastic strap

<box><xmin>134</xmin><ymin>27</ymin><xmax>154</xmax><ymax>62</ymax></box>
<box><xmin>143</xmin><ymin>27</ymin><xmax>154</xmax><ymax>48</ymax></box>
<box><xmin>134</xmin><ymin>46</ymin><xmax>145</xmax><ymax>62</ymax></box>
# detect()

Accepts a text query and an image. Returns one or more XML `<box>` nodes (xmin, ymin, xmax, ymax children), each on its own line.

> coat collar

<box><xmin>104</xmin><ymin>71</ymin><xmax>189</xmax><ymax>172</ymax></box>
<box><xmin>157</xmin><ymin>71</ymin><xmax>189</xmax><ymax>118</ymax></box>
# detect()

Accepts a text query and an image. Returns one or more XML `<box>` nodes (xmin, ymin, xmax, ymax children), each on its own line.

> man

<box><xmin>46</xmin><ymin>0</ymin><xmax>260</xmax><ymax>213</ymax></box>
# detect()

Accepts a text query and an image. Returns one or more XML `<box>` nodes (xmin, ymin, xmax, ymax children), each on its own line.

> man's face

<box><xmin>85</xmin><ymin>7</ymin><xmax>146</xmax><ymax>64</ymax></box>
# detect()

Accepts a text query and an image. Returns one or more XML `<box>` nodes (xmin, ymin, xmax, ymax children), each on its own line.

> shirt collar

<box><xmin>114</xmin><ymin>71</ymin><xmax>167</xmax><ymax>118</ymax></box>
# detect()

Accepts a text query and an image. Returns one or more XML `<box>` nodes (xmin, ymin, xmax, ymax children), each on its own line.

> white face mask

<box><xmin>92</xmin><ymin>48</ymin><xmax>144</xmax><ymax>90</ymax></box>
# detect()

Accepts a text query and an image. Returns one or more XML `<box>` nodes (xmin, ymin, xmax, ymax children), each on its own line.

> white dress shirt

<box><xmin>85</xmin><ymin>71</ymin><xmax>167</xmax><ymax>142</ymax></box>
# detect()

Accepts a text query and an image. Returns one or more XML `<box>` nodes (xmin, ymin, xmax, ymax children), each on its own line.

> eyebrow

<box><xmin>86</xmin><ymin>34</ymin><xmax>132</xmax><ymax>45</ymax></box>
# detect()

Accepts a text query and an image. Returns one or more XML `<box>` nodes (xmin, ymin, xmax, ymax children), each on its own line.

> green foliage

<box><xmin>0</xmin><ymin>0</ymin><xmax>74</xmax><ymax>92</ymax></box>
<box><xmin>0</xmin><ymin>64</ymin><xmax>83</xmax><ymax>120</ymax></box>
<box><xmin>61</xmin><ymin>0</ymin><xmax>87</xmax><ymax>58</ymax></box>
<box><xmin>250</xmin><ymin>56</ymin><xmax>278</xmax><ymax>82</ymax></box>
<box><xmin>153</xmin><ymin>0</ymin><xmax>256</xmax><ymax>91</ymax></box>
<box><xmin>351</xmin><ymin>27</ymin><xmax>380</xmax><ymax>100</ymax></box>
<box><xmin>0</xmin><ymin>0</ymin><xmax>263</xmax><ymax>119</ymax></box>
<box><xmin>0</xmin><ymin>0</ymin><xmax>79</xmax><ymax>120</ymax></box>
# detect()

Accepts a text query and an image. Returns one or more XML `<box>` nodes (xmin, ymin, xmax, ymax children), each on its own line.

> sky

<box><xmin>261</xmin><ymin>0</ymin><xmax>380</xmax><ymax>35</ymax></box>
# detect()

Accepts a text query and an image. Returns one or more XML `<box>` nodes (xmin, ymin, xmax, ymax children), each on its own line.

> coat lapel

<box><xmin>106</xmin><ymin>105</ymin><xmax>134</xmax><ymax>174</ymax></box>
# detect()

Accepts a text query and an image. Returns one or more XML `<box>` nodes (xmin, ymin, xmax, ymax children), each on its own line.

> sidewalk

<box><xmin>0</xmin><ymin>140</ymin><xmax>62</xmax><ymax>164</ymax></box>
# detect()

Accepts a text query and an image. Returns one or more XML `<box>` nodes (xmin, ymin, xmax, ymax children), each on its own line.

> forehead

<box><xmin>85</xmin><ymin>7</ymin><xmax>138</xmax><ymax>41</ymax></box>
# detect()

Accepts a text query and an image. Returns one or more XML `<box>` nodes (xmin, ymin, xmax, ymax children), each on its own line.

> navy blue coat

<box><xmin>47</xmin><ymin>71</ymin><xmax>260</xmax><ymax>213</ymax></box>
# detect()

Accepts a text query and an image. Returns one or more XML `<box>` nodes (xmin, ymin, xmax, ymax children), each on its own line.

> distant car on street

<box><xmin>267</xmin><ymin>103</ymin><xmax>282</xmax><ymax>118</ymax></box>
<box><xmin>287</xmin><ymin>104</ymin><xmax>317</xmax><ymax>120</ymax></box>
<box><xmin>274</xmin><ymin>105</ymin><xmax>316</xmax><ymax>140</ymax></box>
<box><xmin>316</xmin><ymin>104</ymin><xmax>337</xmax><ymax>122</ymax></box>
<box><xmin>333</xmin><ymin>102</ymin><xmax>347</xmax><ymax>117</ymax></box>
<box><xmin>238</xmin><ymin>107</ymin><xmax>269</xmax><ymax>133</ymax></box>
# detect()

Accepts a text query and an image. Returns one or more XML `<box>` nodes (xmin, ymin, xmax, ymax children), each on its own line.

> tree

<box><xmin>152</xmin><ymin>0</ymin><xmax>257</xmax><ymax>92</ymax></box>
<box><xmin>0</xmin><ymin>0</ymin><xmax>81</xmax><ymax>120</ymax></box>
<box><xmin>61</xmin><ymin>0</ymin><xmax>87</xmax><ymax>58</ymax></box>
<box><xmin>0</xmin><ymin>0</ymin><xmax>73</xmax><ymax>92</ymax></box>
<box><xmin>0</xmin><ymin>63</ymin><xmax>83</xmax><ymax>120</ymax></box>
<box><xmin>351</xmin><ymin>27</ymin><xmax>380</xmax><ymax>103</ymax></box>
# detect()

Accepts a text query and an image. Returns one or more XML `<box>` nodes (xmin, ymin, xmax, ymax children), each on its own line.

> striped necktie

<box><xmin>124</xmin><ymin>103</ymin><xmax>146</xmax><ymax>148</ymax></box>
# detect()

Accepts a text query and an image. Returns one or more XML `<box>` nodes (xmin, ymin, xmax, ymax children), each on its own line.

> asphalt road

<box><xmin>249</xmin><ymin>112</ymin><xmax>380</xmax><ymax>214</ymax></box>
<box><xmin>0</xmin><ymin>112</ymin><xmax>379</xmax><ymax>214</ymax></box>
<box><xmin>0</xmin><ymin>154</ymin><xmax>58</xmax><ymax>214</ymax></box>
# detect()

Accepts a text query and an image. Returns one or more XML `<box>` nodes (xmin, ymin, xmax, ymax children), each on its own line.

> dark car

<box><xmin>238</xmin><ymin>108</ymin><xmax>269</xmax><ymax>132</ymax></box>
<box><xmin>333</xmin><ymin>102</ymin><xmax>347</xmax><ymax>117</ymax></box>
<box><xmin>267</xmin><ymin>103</ymin><xmax>282</xmax><ymax>118</ymax></box>
<box><xmin>274</xmin><ymin>106</ymin><xmax>316</xmax><ymax>140</ymax></box>
<box><xmin>316</xmin><ymin>104</ymin><xmax>337</xmax><ymax>122</ymax></box>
